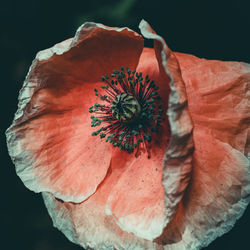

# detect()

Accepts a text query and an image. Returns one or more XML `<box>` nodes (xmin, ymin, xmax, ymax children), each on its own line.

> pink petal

<box><xmin>6</xmin><ymin>22</ymin><xmax>144</xmax><ymax>202</ymax></box>
<box><xmin>157</xmin><ymin>128</ymin><xmax>249</xmax><ymax>249</ymax></box>
<box><xmin>139</xmin><ymin>19</ymin><xmax>194</xmax><ymax>228</ymax></box>
<box><xmin>10</xmin><ymin>20</ymin><xmax>249</xmax><ymax>250</ymax></box>
<box><xmin>104</xmin><ymin>20</ymin><xmax>194</xmax><ymax>241</ymax></box>
<box><xmin>42</xmin><ymin>149</ymin><xmax>162</xmax><ymax>249</ymax></box>
<box><xmin>175</xmin><ymin>52</ymin><xmax>250</xmax><ymax>156</ymax></box>
<box><xmin>155</xmin><ymin>53</ymin><xmax>250</xmax><ymax>248</ymax></box>
<box><xmin>41</xmin><ymin>21</ymin><xmax>196</xmax><ymax>248</ymax></box>
<box><xmin>106</xmin><ymin>123</ymin><xmax>170</xmax><ymax>240</ymax></box>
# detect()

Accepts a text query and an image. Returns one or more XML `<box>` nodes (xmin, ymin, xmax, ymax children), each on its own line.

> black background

<box><xmin>1</xmin><ymin>0</ymin><xmax>249</xmax><ymax>249</ymax></box>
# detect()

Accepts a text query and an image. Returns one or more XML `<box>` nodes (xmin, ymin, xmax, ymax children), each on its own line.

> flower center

<box><xmin>89</xmin><ymin>66</ymin><xmax>163</xmax><ymax>158</ymax></box>
<box><xmin>111</xmin><ymin>93</ymin><xmax>141</xmax><ymax>123</ymax></box>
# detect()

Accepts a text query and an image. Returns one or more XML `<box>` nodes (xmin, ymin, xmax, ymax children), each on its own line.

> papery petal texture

<box><xmin>42</xmin><ymin>21</ymin><xmax>195</xmax><ymax>249</ymax></box>
<box><xmin>105</xmin><ymin>124</ymin><xmax>169</xmax><ymax>241</ymax></box>
<box><xmin>6</xmin><ymin>22</ymin><xmax>144</xmax><ymax>202</ymax></box>
<box><xmin>155</xmin><ymin>53</ymin><xmax>250</xmax><ymax>249</ymax></box>
<box><xmin>43</xmin><ymin>148</ymin><xmax>163</xmax><ymax>250</ymax></box>
<box><xmin>42</xmin><ymin>24</ymin><xmax>250</xmax><ymax>249</ymax></box>
<box><xmin>7</xmin><ymin>19</ymin><xmax>250</xmax><ymax>250</ymax></box>
<box><xmin>139</xmin><ymin>20</ymin><xmax>194</xmax><ymax>229</ymax></box>
<box><xmin>105</xmin><ymin>46</ymin><xmax>173</xmax><ymax>241</ymax></box>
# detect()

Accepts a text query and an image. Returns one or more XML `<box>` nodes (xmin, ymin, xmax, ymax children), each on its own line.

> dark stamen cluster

<box><xmin>89</xmin><ymin>66</ymin><xmax>163</xmax><ymax>157</ymax></box>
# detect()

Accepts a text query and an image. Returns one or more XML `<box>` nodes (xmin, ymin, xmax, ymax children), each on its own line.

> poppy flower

<box><xmin>6</xmin><ymin>20</ymin><xmax>250</xmax><ymax>249</ymax></box>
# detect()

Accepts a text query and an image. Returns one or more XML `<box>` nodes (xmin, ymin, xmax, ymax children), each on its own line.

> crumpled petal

<box><xmin>43</xmin><ymin>24</ymin><xmax>249</xmax><ymax>249</ymax></box>
<box><xmin>42</xmin><ymin>149</ymin><xmax>162</xmax><ymax>250</ymax></box>
<box><xmin>42</xmin><ymin>20</ymin><xmax>195</xmax><ymax>249</ymax></box>
<box><xmin>8</xmin><ymin>18</ymin><xmax>250</xmax><ymax>250</ymax></box>
<box><xmin>154</xmin><ymin>53</ymin><xmax>250</xmax><ymax>249</ymax></box>
<box><xmin>139</xmin><ymin>19</ymin><xmax>194</xmax><ymax>229</ymax></box>
<box><xmin>175</xmin><ymin>52</ymin><xmax>250</xmax><ymax>157</ymax></box>
<box><xmin>104</xmin><ymin>46</ymin><xmax>170</xmax><ymax>241</ymax></box>
<box><xmin>6</xmin><ymin>22</ymin><xmax>144</xmax><ymax>202</ymax></box>
<box><xmin>105</xmin><ymin>123</ymin><xmax>170</xmax><ymax>241</ymax></box>
<box><xmin>105</xmin><ymin>36</ymin><xmax>194</xmax><ymax>240</ymax></box>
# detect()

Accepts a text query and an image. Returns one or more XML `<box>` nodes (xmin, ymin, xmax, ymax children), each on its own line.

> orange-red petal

<box><xmin>155</xmin><ymin>53</ymin><xmax>250</xmax><ymax>248</ymax></box>
<box><xmin>6</xmin><ymin>22</ymin><xmax>144</xmax><ymax>202</ymax></box>
<box><xmin>40</xmin><ymin>21</ymin><xmax>196</xmax><ymax>248</ymax></box>
<box><xmin>7</xmin><ymin>20</ymin><xmax>250</xmax><ymax>249</ymax></box>
<box><xmin>139</xmin><ymin>19</ymin><xmax>194</xmax><ymax>226</ymax></box>
<box><xmin>106</xmin><ymin>122</ymin><xmax>170</xmax><ymax>240</ymax></box>
<box><xmin>104</xmin><ymin>20</ymin><xmax>195</xmax><ymax>241</ymax></box>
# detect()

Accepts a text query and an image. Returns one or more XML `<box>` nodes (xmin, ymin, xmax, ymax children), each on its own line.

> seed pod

<box><xmin>111</xmin><ymin>93</ymin><xmax>141</xmax><ymax>123</ymax></box>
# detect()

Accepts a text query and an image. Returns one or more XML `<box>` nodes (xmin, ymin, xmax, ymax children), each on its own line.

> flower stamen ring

<box><xmin>89</xmin><ymin>66</ymin><xmax>163</xmax><ymax>157</ymax></box>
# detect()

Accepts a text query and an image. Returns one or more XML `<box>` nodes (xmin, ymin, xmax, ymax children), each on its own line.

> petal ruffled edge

<box><xmin>156</xmin><ymin>127</ymin><xmax>250</xmax><ymax>250</ymax></box>
<box><xmin>39</xmin><ymin>21</ymin><xmax>250</xmax><ymax>250</ymax></box>
<box><xmin>8</xmin><ymin>22</ymin><xmax>143</xmax><ymax>126</ymax></box>
<box><xmin>157</xmin><ymin>52</ymin><xmax>250</xmax><ymax>249</ymax></box>
<box><xmin>139</xmin><ymin>20</ymin><xmax>194</xmax><ymax>225</ymax></box>
<box><xmin>6</xmin><ymin>22</ymin><xmax>144</xmax><ymax>203</ymax></box>
<box><xmin>39</xmin><ymin>20</ymin><xmax>196</xmax><ymax>249</ymax></box>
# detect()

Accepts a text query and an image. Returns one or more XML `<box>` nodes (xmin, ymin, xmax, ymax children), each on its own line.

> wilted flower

<box><xmin>6</xmin><ymin>20</ymin><xmax>250</xmax><ymax>249</ymax></box>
